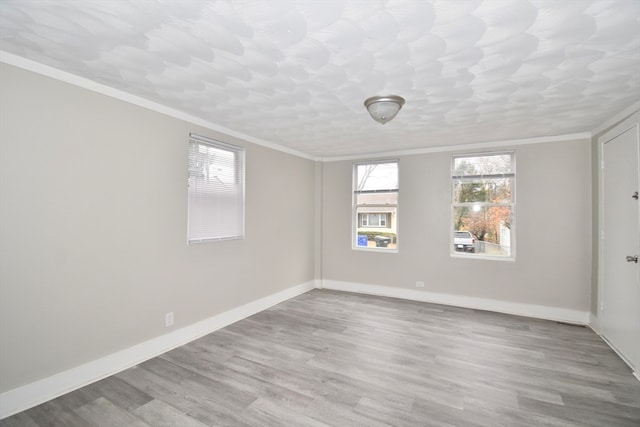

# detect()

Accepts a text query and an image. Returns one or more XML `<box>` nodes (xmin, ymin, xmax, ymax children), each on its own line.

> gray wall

<box><xmin>321</xmin><ymin>140</ymin><xmax>592</xmax><ymax>311</ymax></box>
<box><xmin>0</xmin><ymin>60</ymin><xmax>597</xmax><ymax>397</ymax></box>
<box><xmin>0</xmin><ymin>64</ymin><xmax>316</xmax><ymax>393</ymax></box>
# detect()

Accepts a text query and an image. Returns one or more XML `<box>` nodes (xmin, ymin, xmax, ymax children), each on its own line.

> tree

<box><xmin>453</xmin><ymin>159</ymin><xmax>511</xmax><ymax>244</ymax></box>
<box><xmin>460</xmin><ymin>205</ymin><xmax>511</xmax><ymax>244</ymax></box>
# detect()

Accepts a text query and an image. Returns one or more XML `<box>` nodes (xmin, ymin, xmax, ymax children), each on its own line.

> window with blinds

<box><xmin>188</xmin><ymin>133</ymin><xmax>245</xmax><ymax>243</ymax></box>
<box><xmin>353</xmin><ymin>160</ymin><xmax>399</xmax><ymax>250</ymax></box>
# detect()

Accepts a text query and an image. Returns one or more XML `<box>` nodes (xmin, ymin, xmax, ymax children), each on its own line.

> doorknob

<box><xmin>627</xmin><ymin>255</ymin><xmax>638</xmax><ymax>263</ymax></box>
<box><xmin>633</xmin><ymin>191</ymin><xmax>639</xmax><ymax>200</ymax></box>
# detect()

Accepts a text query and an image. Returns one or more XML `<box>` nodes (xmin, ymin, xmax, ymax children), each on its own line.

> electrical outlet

<box><xmin>416</xmin><ymin>281</ymin><xmax>425</xmax><ymax>288</ymax></box>
<box><xmin>165</xmin><ymin>312</ymin><xmax>174</xmax><ymax>327</ymax></box>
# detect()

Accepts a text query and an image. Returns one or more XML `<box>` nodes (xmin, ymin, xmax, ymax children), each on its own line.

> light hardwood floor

<box><xmin>2</xmin><ymin>289</ymin><xmax>640</xmax><ymax>426</ymax></box>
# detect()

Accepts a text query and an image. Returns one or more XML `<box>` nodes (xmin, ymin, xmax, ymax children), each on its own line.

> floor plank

<box><xmin>74</xmin><ymin>397</ymin><xmax>150</xmax><ymax>427</ymax></box>
<box><xmin>2</xmin><ymin>289</ymin><xmax>639</xmax><ymax>426</ymax></box>
<box><xmin>134</xmin><ymin>399</ymin><xmax>209</xmax><ymax>427</ymax></box>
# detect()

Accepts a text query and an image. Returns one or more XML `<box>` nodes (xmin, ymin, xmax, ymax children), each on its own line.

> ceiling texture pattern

<box><xmin>1</xmin><ymin>0</ymin><xmax>639</xmax><ymax>158</ymax></box>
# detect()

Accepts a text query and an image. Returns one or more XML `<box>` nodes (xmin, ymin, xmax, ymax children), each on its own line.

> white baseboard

<box><xmin>0</xmin><ymin>280</ymin><xmax>316</xmax><ymax>420</ymax></box>
<box><xmin>589</xmin><ymin>312</ymin><xmax>600</xmax><ymax>334</ymax></box>
<box><xmin>588</xmin><ymin>316</ymin><xmax>639</xmax><ymax>382</ymax></box>
<box><xmin>1</xmin><ymin>278</ymin><xmax>594</xmax><ymax>419</ymax></box>
<box><xmin>320</xmin><ymin>280</ymin><xmax>590</xmax><ymax>325</ymax></box>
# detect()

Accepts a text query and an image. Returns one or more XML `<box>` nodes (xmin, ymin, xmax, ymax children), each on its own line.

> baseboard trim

<box><xmin>588</xmin><ymin>319</ymin><xmax>639</xmax><ymax>382</ymax></box>
<box><xmin>588</xmin><ymin>312</ymin><xmax>600</xmax><ymax>334</ymax></box>
<box><xmin>320</xmin><ymin>280</ymin><xmax>590</xmax><ymax>325</ymax></box>
<box><xmin>0</xmin><ymin>280</ymin><xmax>316</xmax><ymax>420</ymax></box>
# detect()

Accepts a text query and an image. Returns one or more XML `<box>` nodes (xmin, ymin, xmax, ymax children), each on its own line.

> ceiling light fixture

<box><xmin>364</xmin><ymin>95</ymin><xmax>405</xmax><ymax>124</ymax></box>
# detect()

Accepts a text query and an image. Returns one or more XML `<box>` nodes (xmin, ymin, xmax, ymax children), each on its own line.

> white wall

<box><xmin>321</xmin><ymin>139</ymin><xmax>592</xmax><ymax>315</ymax></box>
<box><xmin>0</xmin><ymin>63</ymin><xmax>316</xmax><ymax>394</ymax></box>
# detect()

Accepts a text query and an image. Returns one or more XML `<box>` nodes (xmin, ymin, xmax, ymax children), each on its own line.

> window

<box><xmin>188</xmin><ymin>133</ymin><xmax>245</xmax><ymax>243</ymax></box>
<box><xmin>452</xmin><ymin>152</ymin><xmax>514</xmax><ymax>258</ymax></box>
<box><xmin>353</xmin><ymin>160</ymin><xmax>398</xmax><ymax>250</ymax></box>
<box><xmin>360</xmin><ymin>213</ymin><xmax>389</xmax><ymax>228</ymax></box>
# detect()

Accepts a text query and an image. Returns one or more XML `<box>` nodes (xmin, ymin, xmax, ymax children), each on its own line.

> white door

<box><xmin>601</xmin><ymin>118</ymin><xmax>640</xmax><ymax>374</ymax></box>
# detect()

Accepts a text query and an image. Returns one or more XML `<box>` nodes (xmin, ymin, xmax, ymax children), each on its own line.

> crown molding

<box><xmin>1</xmin><ymin>51</ymin><xmax>601</xmax><ymax>164</ymax></box>
<box><xmin>320</xmin><ymin>132</ymin><xmax>592</xmax><ymax>162</ymax></box>
<box><xmin>591</xmin><ymin>100</ymin><xmax>640</xmax><ymax>137</ymax></box>
<box><xmin>0</xmin><ymin>51</ymin><xmax>319</xmax><ymax>162</ymax></box>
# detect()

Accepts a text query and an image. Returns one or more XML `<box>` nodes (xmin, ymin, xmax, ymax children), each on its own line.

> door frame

<box><xmin>597</xmin><ymin>110</ymin><xmax>640</xmax><ymax>377</ymax></box>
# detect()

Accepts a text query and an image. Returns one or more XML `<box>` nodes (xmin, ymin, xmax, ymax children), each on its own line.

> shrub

<box><xmin>357</xmin><ymin>231</ymin><xmax>397</xmax><ymax>242</ymax></box>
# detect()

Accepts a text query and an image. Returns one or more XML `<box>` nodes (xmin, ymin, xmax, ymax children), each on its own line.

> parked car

<box><xmin>374</xmin><ymin>235</ymin><xmax>392</xmax><ymax>247</ymax></box>
<box><xmin>454</xmin><ymin>231</ymin><xmax>476</xmax><ymax>252</ymax></box>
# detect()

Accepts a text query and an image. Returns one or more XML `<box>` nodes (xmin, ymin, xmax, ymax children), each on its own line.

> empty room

<box><xmin>1</xmin><ymin>0</ymin><xmax>640</xmax><ymax>426</ymax></box>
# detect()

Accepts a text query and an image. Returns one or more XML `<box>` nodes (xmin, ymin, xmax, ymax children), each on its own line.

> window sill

<box><xmin>353</xmin><ymin>246</ymin><xmax>398</xmax><ymax>253</ymax></box>
<box><xmin>188</xmin><ymin>236</ymin><xmax>244</xmax><ymax>244</ymax></box>
<box><xmin>450</xmin><ymin>252</ymin><xmax>515</xmax><ymax>262</ymax></box>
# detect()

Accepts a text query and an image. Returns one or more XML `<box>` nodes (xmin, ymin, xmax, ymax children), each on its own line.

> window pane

<box><xmin>188</xmin><ymin>134</ymin><xmax>244</xmax><ymax>243</ymax></box>
<box><xmin>356</xmin><ymin>162</ymin><xmax>398</xmax><ymax>192</ymax></box>
<box><xmin>453</xmin><ymin>206</ymin><xmax>512</xmax><ymax>256</ymax></box>
<box><xmin>453</xmin><ymin>153</ymin><xmax>513</xmax><ymax>176</ymax></box>
<box><xmin>452</xmin><ymin>152</ymin><xmax>514</xmax><ymax>258</ymax></box>
<box><xmin>354</xmin><ymin>160</ymin><xmax>398</xmax><ymax>250</ymax></box>
<box><xmin>356</xmin><ymin>192</ymin><xmax>398</xmax><ymax>205</ymax></box>
<box><xmin>453</xmin><ymin>177</ymin><xmax>512</xmax><ymax>203</ymax></box>
<box><xmin>202</xmin><ymin>145</ymin><xmax>235</xmax><ymax>184</ymax></box>
<box><xmin>355</xmin><ymin>208</ymin><xmax>397</xmax><ymax>247</ymax></box>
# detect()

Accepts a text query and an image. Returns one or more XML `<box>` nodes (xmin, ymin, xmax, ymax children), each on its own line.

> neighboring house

<box><xmin>355</xmin><ymin>193</ymin><xmax>397</xmax><ymax>237</ymax></box>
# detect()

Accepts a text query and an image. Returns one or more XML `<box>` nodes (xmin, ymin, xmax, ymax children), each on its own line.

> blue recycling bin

<box><xmin>357</xmin><ymin>235</ymin><xmax>368</xmax><ymax>247</ymax></box>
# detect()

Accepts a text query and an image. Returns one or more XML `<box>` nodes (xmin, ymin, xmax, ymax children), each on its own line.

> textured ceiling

<box><xmin>1</xmin><ymin>0</ymin><xmax>639</xmax><ymax>158</ymax></box>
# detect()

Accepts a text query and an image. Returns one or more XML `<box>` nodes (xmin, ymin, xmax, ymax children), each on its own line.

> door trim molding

<box><xmin>597</xmin><ymin>109</ymin><xmax>640</xmax><ymax>374</ymax></box>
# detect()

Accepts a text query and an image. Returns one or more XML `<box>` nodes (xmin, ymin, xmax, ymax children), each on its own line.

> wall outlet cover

<box><xmin>165</xmin><ymin>312</ymin><xmax>174</xmax><ymax>327</ymax></box>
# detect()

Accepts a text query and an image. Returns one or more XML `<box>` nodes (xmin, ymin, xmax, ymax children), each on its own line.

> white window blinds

<box><xmin>188</xmin><ymin>133</ymin><xmax>245</xmax><ymax>243</ymax></box>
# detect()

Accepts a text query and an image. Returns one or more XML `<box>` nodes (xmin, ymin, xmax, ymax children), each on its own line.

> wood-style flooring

<box><xmin>2</xmin><ymin>289</ymin><xmax>640</xmax><ymax>426</ymax></box>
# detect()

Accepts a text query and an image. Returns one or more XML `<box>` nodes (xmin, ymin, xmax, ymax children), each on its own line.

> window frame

<box><xmin>450</xmin><ymin>151</ymin><xmax>515</xmax><ymax>261</ymax></box>
<box><xmin>187</xmin><ymin>133</ymin><xmax>245</xmax><ymax>244</ymax></box>
<box><xmin>352</xmin><ymin>159</ymin><xmax>399</xmax><ymax>252</ymax></box>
